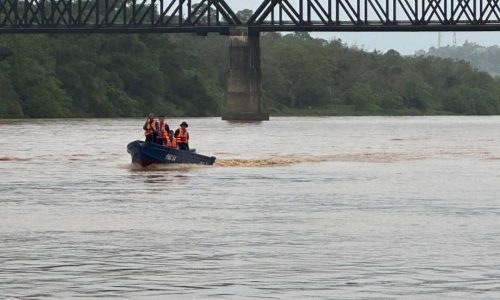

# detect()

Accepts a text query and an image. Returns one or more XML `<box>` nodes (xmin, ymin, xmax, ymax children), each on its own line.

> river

<box><xmin>1</xmin><ymin>116</ymin><xmax>499</xmax><ymax>299</ymax></box>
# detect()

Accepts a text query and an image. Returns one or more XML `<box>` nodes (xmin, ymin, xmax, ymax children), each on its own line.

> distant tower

<box><xmin>438</xmin><ymin>32</ymin><xmax>442</xmax><ymax>48</ymax></box>
<box><xmin>453</xmin><ymin>32</ymin><xmax>457</xmax><ymax>46</ymax></box>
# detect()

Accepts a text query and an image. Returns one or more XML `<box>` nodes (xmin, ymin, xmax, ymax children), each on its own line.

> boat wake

<box><xmin>214</xmin><ymin>148</ymin><xmax>500</xmax><ymax>168</ymax></box>
<box><xmin>2</xmin><ymin>150</ymin><xmax>498</xmax><ymax>168</ymax></box>
<box><xmin>0</xmin><ymin>156</ymin><xmax>31</xmax><ymax>162</ymax></box>
<box><xmin>0</xmin><ymin>153</ymin><xmax>118</xmax><ymax>163</ymax></box>
<box><xmin>214</xmin><ymin>152</ymin><xmax>420</xmax><ymax>168</ymax></box>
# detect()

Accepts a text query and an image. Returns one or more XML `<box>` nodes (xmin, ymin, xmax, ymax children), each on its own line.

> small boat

<box><xmin>127</xmin><ymin>140</ymin><xmax>216</xmax><ymax>167</ymax></box>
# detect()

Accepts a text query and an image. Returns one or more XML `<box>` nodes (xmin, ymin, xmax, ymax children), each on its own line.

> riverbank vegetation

<box><xmin>1</xmin><ymin>31</ymin><xmax>500</xmax><ymax>118</ymax></box>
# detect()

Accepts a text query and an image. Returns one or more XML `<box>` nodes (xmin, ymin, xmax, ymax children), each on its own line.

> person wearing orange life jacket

<box><xmin>143</xmin><ymin>113</ymin><xmax>158</xmax><ymax>143</ymax></box>
<box><xmin>165</xmin><ymin>130</ymin><xmax>177</xmax><ymax>148</ymax></box>
<box><xmin>174</xmin><ymin>121</ymin><xmax>189</xmax><ymax>151</ymax></box>
<box><xmin>155</xmin><ymin>115</ymin><xmax>170</xmax><ymax>145</ymax></box>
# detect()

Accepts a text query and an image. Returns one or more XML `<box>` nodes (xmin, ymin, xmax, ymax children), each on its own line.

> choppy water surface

<box><xmin>1</xmin><ymin>117</ymin><xmax>500</xmax><ymax>299</ymax></box>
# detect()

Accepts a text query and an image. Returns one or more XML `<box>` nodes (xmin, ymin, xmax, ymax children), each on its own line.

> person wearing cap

<box><xmin>143</xmin><ymin>113</ymin><xmax>158</xmax><ymax>143</ymax></box>
<box><xmin>174</xmin><ymin>121</ymin><xmax>190</xmax><ymax>151</ymax></box>
<box><xmin>155</xmin><ymin>115</ymin><xmax>170</xmax><ymax>145</ymax></box>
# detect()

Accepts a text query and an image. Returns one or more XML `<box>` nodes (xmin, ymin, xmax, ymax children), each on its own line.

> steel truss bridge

<box><xmin>2</xmin><ymin>0</ymin><xmax>500</xmax><ymax>33</ymax></box>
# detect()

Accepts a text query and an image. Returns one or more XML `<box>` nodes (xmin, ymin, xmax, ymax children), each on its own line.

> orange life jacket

<box><xmin>158</xmin><ymin>122</ymin><xmax>168</xmax><ymax>140</ymax></box>
<box><xmin>144</xmin><ymin>120</ymin><xmax>157</xmax><ymax>136</ymax></box>
<box><xmin>166</xmin><ymin>137</ymin><xmax>177</xmax><ymax>148</ymax></box>
<box><xmin>176</xmin><ymin>128</ymin><xmax>189</xmax><ymax>144</ymax></box>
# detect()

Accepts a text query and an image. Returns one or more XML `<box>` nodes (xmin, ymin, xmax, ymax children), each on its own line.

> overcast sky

<box><xmin>225</xmin><ymin>0</ymin><xmax>500</xmax><ymax>55</ymax></box>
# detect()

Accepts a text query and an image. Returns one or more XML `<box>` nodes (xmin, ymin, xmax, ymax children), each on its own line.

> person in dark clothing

<box><xmin>174</xmin><ymin>121</ymin><xmax>190</xmax><ymax>151</ymax></box>
<box><xmin>143</xmin><ymin>113</ymin><xmax>158</xmax><ymax>143</ymax></box>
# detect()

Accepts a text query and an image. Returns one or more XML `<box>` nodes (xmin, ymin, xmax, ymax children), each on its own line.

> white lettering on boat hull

<box><xmin>165</xmin><ymin>154</ymin><xmax>177</xmax><ymax>162</ymax></box>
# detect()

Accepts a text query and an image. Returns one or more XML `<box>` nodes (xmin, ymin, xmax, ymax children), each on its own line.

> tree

<box><xmin>0</xmin><ymin>69</ymin><xmax>23</xmax><ymax>118</ymax></box>
<box><xmin>237</xmin><ymin>9</ymin><xmax>253</xmax><ymax>23</ymax></box>
<box><xmin>346</xmin><ymin>83</ymin><xmax>381</xmax><ymax>112</ymax></box>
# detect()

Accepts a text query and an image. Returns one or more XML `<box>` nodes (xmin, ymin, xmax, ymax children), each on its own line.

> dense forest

<box><xmin>2</xmin><ymin>29</ymin><xmax>500</xmax><ymax>118</ymax></box>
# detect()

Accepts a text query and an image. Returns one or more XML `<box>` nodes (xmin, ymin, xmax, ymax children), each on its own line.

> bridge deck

<box><xmin>2</xmin><ymin>0</ymin><xmax>500</xmax><ymax>33</ymax></box>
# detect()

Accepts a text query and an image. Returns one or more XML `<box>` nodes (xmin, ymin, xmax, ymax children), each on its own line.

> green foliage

<box><xmin>402</xmin><ymin>73</ymin><xmax>433</xmax><ymax>111</ymax></box>
<box><xmin>261</xmin><ymin>32</ymin><xmax>500</xmax><ymax>115</ymax></box>
<box><xmin>237</xmin><ymin>9</ymin><xmax>254</xmax><ymax>23</ymax></box>
<box><xmin>1</xmin><ymin>20</ymin><xmax>500</xmax><ymax>118</ymax></box>
<box><xmin>2</xmin><ymin>36</ymin><xmax>71</xmax><ymax>117</ymax></box>
<box><xmin>0</xmin><ymin>68</ymin><xmax>23</xmax><ymax>118</ymax></box>
<box><xmin>346</xmin><ymin>83</ymin><xmax>380</xmax><ymax>112</ymax></box>
<box><xmin>0</xmin><ymin>32</ymin><xmax>223</xmax><ymax>118</ymax></box>
<box><xmin>443</xmin><ymin>85</ymin><xmax>500</xmax><ymax>115</ymax></box>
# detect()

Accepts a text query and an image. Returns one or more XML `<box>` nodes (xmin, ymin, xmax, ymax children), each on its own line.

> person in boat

<box><xmin>155</xmin><ymin>115</ymin><xmax>170</xmax><ymax>145</ymax></box>
<box><xmin>143</xmin><ymin>113</ymin><xmax>158</xmax><ymax>143</ymax></box>
<box><xmin>174</xmin><ymin>121</ymin><xmax>189</xmax><ymax>151</ymax></box>
<box><xmin>165</xmin><ymin>130</ymin><xmax>177</xmax><ymax>148</ymax></box>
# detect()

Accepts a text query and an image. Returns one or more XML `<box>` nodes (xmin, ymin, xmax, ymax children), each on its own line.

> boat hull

<box><xmin>127</xmin><ymin>140</ymin><xmax>216</xmax><ymax>167</ymax></box>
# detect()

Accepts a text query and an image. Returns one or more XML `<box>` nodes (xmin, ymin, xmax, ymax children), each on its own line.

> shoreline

<box><xmin>1</xmin><ymin>112</ymin><xmax>500</xmax><ymax>120</ymax></box>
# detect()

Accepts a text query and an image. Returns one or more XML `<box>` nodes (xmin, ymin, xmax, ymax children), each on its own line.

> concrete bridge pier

<box><xmin>222</xmin><ymin>27</ymin><xmax>269</xmax><ymax>121</ymax></box>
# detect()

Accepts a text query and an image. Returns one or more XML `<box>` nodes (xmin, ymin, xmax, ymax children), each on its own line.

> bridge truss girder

<box><xmin>248</xmin><ymin>0</ymin><xmax>500</xmax><ymax>32</ymax></box>
<box><xmin>2</xmin><ymin>0</ymin><xmax>500</xmax><ymax>32</ymax></box>
<box><xmin>0</xmin><ymin>0</ymin><xmax>241</xmax><ymax>33</ymax></box>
